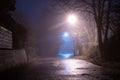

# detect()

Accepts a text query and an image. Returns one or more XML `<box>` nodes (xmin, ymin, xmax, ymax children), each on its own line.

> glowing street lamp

<box><xmin>67</xmin><ymin>14</ymin><xmax>78</xmax><ymax>25</ymax></box>
<box><xmin>66</xmin><ymin>13</ymin><xmax>79</xmax><ymax>55</ymax></box>
<box><xmin>63</xmin><ymin>32</ymin><xmax>69</xmax><ymax>37</ymax></box>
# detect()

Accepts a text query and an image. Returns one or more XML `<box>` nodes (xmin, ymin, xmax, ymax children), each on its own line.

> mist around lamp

<box><xmin>67</xmin><ymin>14</ymin><xmax>78</xmax><ymax>25</ymax></box>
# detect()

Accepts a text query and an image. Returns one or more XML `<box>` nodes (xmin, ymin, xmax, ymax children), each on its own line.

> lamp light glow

<box><xmin>67</xmin><ymin>14</ymin><xmax>78</xmax><ymax>25</ymax></box>
<box><xmin>63</xmin><ymin>32</ymin><xmax>69</xmax><ymax>37</ymax></box>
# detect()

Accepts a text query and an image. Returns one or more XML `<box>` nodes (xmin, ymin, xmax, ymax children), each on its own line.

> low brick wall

<box><xmin>0</xmin><ymin>49</ymin><xmax>27</xmax><ymax>71</ymax></box>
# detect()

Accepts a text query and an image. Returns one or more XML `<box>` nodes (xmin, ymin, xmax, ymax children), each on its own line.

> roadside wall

<box><xmin>0</xmin><ymin>26</ymin><xmax>12</xmax><ymax>49</ymax></box>
<box><xmin>0</xmin><ymin>49</ymin><xmax>27</xmax><ymax>71</ymax></box>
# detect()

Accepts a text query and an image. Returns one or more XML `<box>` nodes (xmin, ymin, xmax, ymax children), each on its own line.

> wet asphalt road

<box><xmin>0</xmin><ymin>58</ymin><xmax>120</xmax><ymax>80</ymax></box>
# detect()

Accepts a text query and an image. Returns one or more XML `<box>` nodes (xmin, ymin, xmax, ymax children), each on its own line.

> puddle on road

<box><xmin>53</xmin><ymin>59</ymin><xmax>98</xmax><ymax>75</ymax></box>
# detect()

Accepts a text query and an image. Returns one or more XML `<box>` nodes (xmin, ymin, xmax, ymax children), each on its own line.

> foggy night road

<box><xmin>0</xmin><ymin>58</ymin><xmax>120</xmax><ymax>80</ymax></box>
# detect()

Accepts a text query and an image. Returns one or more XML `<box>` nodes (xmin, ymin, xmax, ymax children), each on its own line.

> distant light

<box><xmin>74</xmin><ymin>32</ymin><xmax>77</xmax><ymax>35</ymax></box>
<box><xmin>63</xmin><ymin>32</ymin><xmax>69</xmax><ymax>37</ymax></box>
<box><xmin>67</xmin><ymin>14</ymin><xmax>78</xmax><ymax>25</ymax></box>
<box><xmin>59</xmin><ymin>53</ymin><xmax>74</xmax><ymax>58</ymax></box>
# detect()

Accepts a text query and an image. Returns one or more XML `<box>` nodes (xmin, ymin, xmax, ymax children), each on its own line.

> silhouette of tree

<box><xmin>53</xmin><ymin>0</ymin><xmax>120</xmax><ymax>59</ymax></box>
<box><xmin>104</xmin><ymin>1</ymin><xmax>120</xmax><ymax>61</ymax></box>
<box><xmin>110</xmin><ymin>1</ymin><xmax>120</xmax><ymax>35</ymax></box>
<box><xmin>0</xmin><ymin>0</ymin><xmax>15</xmax><ymax>14</ymax></box>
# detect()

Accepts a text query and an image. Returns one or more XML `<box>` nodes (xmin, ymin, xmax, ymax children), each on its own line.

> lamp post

<box><xmin>66</xmin><ymin>13</ymin><xmax>79</xmax><ymax>55</ymax></box>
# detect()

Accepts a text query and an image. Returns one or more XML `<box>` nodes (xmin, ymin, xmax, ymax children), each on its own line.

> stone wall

<box><xmin>0</xmin><ymin>49</ymin><xmax>27</xmax><ymax>71</ymax></box>
<box><xmin>0</xmin><ymin>26</ymin><xmax>12</xmax><ymax>49</ymax></box>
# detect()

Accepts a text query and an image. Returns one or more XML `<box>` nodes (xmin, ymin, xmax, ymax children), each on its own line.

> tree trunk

<box><xmin>97</xmin><ymin>22</ymin><xmax>104</xmax><ymax>58</ymax></box>
<box><xmin>104</xmin><ymin>0</ymin><xmax>112</xmax><ymax>42</ymax></box>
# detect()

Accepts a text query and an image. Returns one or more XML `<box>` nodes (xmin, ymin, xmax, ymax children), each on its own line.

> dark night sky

<box><xmin>15</xmin><ymin>0</ymin><xmax>52</xmax><ymax>26</ymax></box>
<box><xmin>16</xmin><ymin>0</ymin><xmax>51</xmax><ymax>14</ymax></box>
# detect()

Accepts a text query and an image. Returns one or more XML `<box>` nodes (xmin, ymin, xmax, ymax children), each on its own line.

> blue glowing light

<box><xmin>58</xmin><ymin>32</ymin><xmax>74</xmax><ymax>59</ymax></box>
<box><xmin>63</xmin><ymin>32</ymin><xmax>69</xmax><ymax>37</ymax></box>
<box><xmin>59</xmin><ymin>53</ymin><xmax>74</xmax><ymax>58</ymax></box>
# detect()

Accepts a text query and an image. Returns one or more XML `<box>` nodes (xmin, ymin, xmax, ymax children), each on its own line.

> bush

<box><xmin>75</xmin><ymin>42</ymin><xmax>101</xmax><ymax>64</ymax></box>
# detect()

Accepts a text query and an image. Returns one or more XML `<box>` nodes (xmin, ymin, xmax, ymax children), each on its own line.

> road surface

<box><xmin>0</xmin><ymin>58</ymin><xmax>120</xmax><ymax>80</ymax></box>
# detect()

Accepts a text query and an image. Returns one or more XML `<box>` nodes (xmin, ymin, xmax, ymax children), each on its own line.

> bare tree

<box><xmin>52</xmin><ymin>0</ymin><xmax>120</xmax><ymax>58</ymax></box>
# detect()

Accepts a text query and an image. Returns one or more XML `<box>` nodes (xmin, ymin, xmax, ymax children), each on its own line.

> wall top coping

<box><xmin>0</xmin><ymin>26</ymin><xmax>12</xmax><ymax>33</ymax></box>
